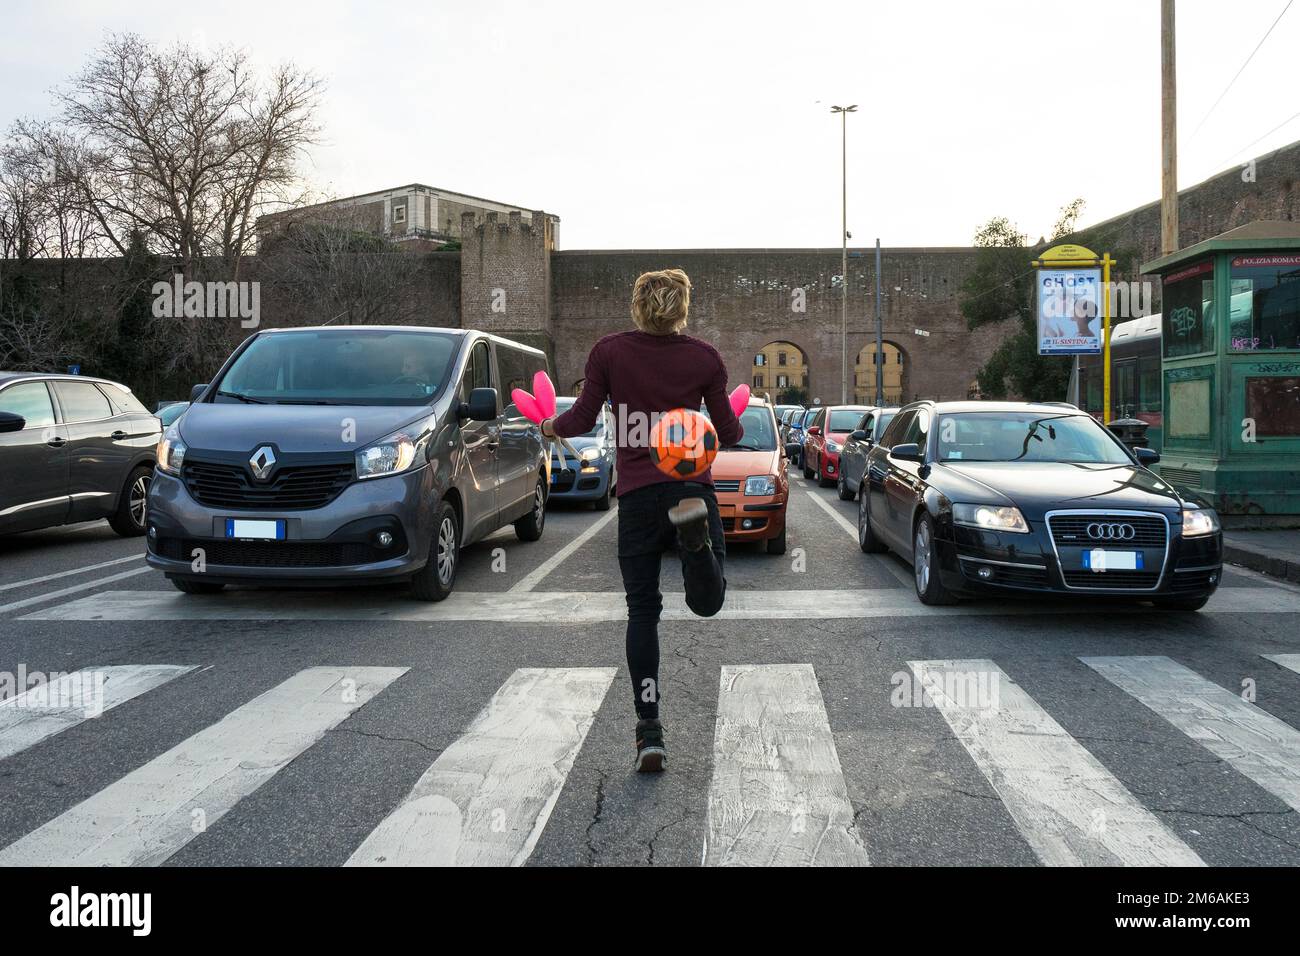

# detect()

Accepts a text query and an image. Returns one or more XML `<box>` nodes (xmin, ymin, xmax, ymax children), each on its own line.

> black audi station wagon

<box><xmin>855</xmin><ymin>400</ymin><xmax>1223</xmax><ymax>610</ymax></box>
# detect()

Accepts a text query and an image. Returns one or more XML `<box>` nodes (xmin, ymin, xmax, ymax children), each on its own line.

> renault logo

<box><xmin>249</xmin><ymin>446</ymin><xmax>277</xmax><ymax>481</ymax></box>
<box><xmin>1087</xmin><ymin>522</ymin><xmax>1136</xmax><ymax>541</ymax></box>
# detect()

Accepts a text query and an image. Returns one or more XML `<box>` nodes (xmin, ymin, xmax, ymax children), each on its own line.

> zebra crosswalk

<box><xmin>0</xmin><ymin>654</ymin><xmax>1297</xmax><ymax>867</ymax></box>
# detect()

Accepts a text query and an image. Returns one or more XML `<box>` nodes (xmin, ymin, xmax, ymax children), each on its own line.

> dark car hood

<box><xmin>936</xmin><ymin>460</ymin><xmax>1183</xmax><ymax>516</ymax></box>
<box><xmin>178</xmin><ymin>403</ymin><xmax>430</xmax><ymax>453</ymax></box>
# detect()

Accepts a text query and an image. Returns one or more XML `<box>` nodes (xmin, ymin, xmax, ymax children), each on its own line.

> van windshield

<box><xmin>215</xmin><ymin>330</ymin><xmax>460</xmax><ymax>406</ymax></box>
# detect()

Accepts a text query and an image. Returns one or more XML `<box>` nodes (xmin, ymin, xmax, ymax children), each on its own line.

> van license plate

<box><xmin>225</xmin><ymin>518</ymin><xmax>286</xmax><ymax>540</ymax></box>
<box><xmin>1083</xmin><ymin>549</ymin><xmax>1142</xmax><ymax>572</ymax></box>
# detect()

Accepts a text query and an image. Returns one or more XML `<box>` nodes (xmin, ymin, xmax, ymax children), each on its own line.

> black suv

<box><xmin>0</xmin><ymin>372</ymin><xmax>161</xmax><ymax>537</ymax></box>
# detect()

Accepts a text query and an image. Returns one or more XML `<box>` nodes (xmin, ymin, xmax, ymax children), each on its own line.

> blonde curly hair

<box><xmin>630</xmin><ymin>268</ymin><xmax>691</xmax><ymax>335</ymax></box>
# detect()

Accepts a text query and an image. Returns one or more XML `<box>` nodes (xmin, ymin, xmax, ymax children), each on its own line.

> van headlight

<box><xmin>953</xmin><ymin>503</ymin><xmax>1030</xmax><ymax>533</ymax></box>
<box><xmin>745</xmin><ymin>475</ymin><xmax>777</xmax><ymax>496</ymax></box>
<box><xmin>157</xmin><ymin>428</ymin><xmax>187</xmax><ymax>475</ymax></box>
<box><xmin>1181</xmin><ymin>508</ymin><xmax>1220</xmax><ymax>537</ymax></box>
<box><xmin>356</xmin><ymin>431</ymin><xmax>422</xmax><ymax>479</ymax></box>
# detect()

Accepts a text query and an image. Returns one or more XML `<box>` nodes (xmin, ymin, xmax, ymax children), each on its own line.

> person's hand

<box><xmin>540</xmin><ymin>417</ymin><xmax>557</xmax><ymax>440</ymax></box>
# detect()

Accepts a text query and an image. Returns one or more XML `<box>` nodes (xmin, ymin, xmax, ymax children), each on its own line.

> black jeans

<box><xmin>617</xmin><ymin>481</ymin><xmax>727</xmax><ymax>720</ymax></box>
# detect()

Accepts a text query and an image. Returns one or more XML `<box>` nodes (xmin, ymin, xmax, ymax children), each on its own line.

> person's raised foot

<box><xmin>635</xmin><ymin>718</ymin><xmax>667</xmax><ymax>772</ymax></box>
<box><xmin>668</xmin><ymin>497</ymin><xmax>711</xmax><ymax>552</ymax></box>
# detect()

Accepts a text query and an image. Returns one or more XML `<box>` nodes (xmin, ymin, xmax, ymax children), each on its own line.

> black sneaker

<box><xmin>635</xmin><ymin>718</ymin><xmax>667</xmax><ymax>772</ymax></box>
<box><xmin>668</xmin><ymin>497</ymin><xmax>711</xmax><ymax>553</ymax></box>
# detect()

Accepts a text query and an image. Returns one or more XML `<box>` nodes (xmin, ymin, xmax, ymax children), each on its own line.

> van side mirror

<box><xmin>0</xmin><ymin>411</ymin><xmax>25</xmax><ymax>433</ymax></box>
<box><xmin>1134</xmin><ymin>447</ymin><xmax>1160</xmax><ymax>466</ymax></box>
<box><xmin>190</xmin><ymin>383</ymin><xmax>208</xmax><ymax>402</ymax></box>
<box><xmin>890</xmin><ymin>442</ymin><xmax>922</xmax><ymax>463</ymax></box>
<box><xmin>458</xmin><ymin>387</ymin><xmax>498</xmax><ymax>422</ymax></box>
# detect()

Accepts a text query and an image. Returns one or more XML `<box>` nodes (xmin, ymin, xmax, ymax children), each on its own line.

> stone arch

<box><xmin>750</xmin><ymin>339</ymin><xmax>811</xmax><ymax>404</ymax></box>
<box><xmin>853</xmin><ymin>339</ymin><xmax>909</xmax><ymax>405</ymax></box>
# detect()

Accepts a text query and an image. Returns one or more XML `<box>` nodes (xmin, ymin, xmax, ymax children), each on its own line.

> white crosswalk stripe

<box><xmin>0</xmin><ymin>665</ymin><xmax>197</xmax><ymax>761</ymax></box>
<box><xmin>1083</xmin><ymin>655</ymin><xmax>1300</xmax><ymax>813</ymax></box>
<box><xmin>1264</xmin><ymin>654</ymin><xmax>1300</xmax><ymax>677</ymax></box>
<box><xmin>705</xmin><ymin>663</ymin><xmax>870</xmax><ymax>866</ymax></box>
<box><xmin>20</xmin><ymin>584</ymin><xmax>1300</xmax><ymax>622</ymax></box>
<box><xmin>0</xmin><ymin>666</ymin><xmax>406</xmax><ymax>867</ymax></box>
<box><xmin>346</xmin><ymin>667</ymin><xmax>615</xmax><ymax>867</ymax></box>
<box><xmin>909</xmin><ymin>659</ymin><xmax>1204</xmax><ymax>866</ymax></box>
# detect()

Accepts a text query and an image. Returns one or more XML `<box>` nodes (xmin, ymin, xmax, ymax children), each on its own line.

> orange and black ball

<box><xmin>649</xmin><ymin>408</ymin><xmax>718</xmax><ymax>479</ymax></box>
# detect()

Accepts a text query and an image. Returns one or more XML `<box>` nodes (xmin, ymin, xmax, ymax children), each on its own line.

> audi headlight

<box><xmin>356</xmin><ymin>430</ymin><xmax>422</xmax><ymax>479</ymax></box>
<box><xmin>157</xmin><ymin>428</ymin><xmax>187</xmax><ymax>475</ymax></box>
<box><xmin>745</xmin><ymin>475</ymin><xmax>777</xmax><ymax>496</ymax></box>
<box><xmin>1181</xmin><ymin>508</ymin><xmax>1220</xmax><ymax>537</ymax></box>
<box><xmin>953</xmin><ymin>503</ymin><xmax>1030</xmax><ymax>534</ymax></box>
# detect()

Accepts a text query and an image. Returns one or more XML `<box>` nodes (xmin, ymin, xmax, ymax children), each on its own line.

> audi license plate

<box><xmin>225</xmin><ymin>518</ymin><xmax>286</xmax><ymax>541</ymax></box>
<box><xmin>1082</xmin><ymin>549</ymin><xmax>1143</xmax><ymax>572</ymax></box>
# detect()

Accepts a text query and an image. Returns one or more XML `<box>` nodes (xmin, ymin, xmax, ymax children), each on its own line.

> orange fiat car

<box><xmin>701</xmin><ymin>399</ymin><xmax>789</xmax><ymax>554</ymax></box>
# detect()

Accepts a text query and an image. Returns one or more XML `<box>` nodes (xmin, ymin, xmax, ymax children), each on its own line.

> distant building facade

<box><xmin>257</xmin><ymin>184</ymin><xmax>561</xmax><ymax>250</ymax></box>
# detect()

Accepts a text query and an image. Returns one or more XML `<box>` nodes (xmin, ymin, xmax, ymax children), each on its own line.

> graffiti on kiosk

<box><xmin>1169</xmin><ymin>306</ymin><xmax>1198</xmax><ymax>337</ymax></box>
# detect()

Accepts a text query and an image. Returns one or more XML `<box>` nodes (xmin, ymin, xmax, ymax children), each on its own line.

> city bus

<box><xmin>1070</xmin><ymin>315</ymin><xmax>1163</xmax><ymax>452</ymax></box>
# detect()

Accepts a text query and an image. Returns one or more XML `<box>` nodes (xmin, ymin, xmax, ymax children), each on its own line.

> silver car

<box><xmin>145</xmin><ymin>326</ymin><xmax>550</xmax><ymax>601</ymax></box>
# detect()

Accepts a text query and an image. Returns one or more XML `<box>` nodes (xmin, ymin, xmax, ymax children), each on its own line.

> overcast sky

<box><xmin>3</xmin><ymin>0</ymin><xmax>1298</xmax><ymax>249</ymax></box>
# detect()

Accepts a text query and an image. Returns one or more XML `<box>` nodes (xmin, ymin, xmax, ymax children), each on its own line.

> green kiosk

<box><xmin>1142</xmin><ymin>221</ymin><xmax>1300</xmax><ymax>527</ymax></box>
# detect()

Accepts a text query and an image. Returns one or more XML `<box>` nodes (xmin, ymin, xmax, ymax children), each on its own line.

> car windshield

<box><xmin>935</xmin><ymin>412</ymin><xmax>1132</xmax><ymax>464</ymax></box>
<box><xmin>828</xmin><ymin>409</ymin><xmax>866</xmax><ymax>431</ymax></box>
<box><xmin>555</xmin><ymin>397</ymin><xmax>605</xmax><ymax>438</ymax></box>
<box><xmin>699</xmin><ymin>404</ymin><xmax>777</xmax><ymax>451</ymax></box>
<box><xmin>215</xmin><ymin>330</ymin><xmax>459</xmax><ymax>406</ymax></box>
<box><xmin>875</xmin><ymin>412</ymin><xmax>896</xmax><ymax>436</ymax></box>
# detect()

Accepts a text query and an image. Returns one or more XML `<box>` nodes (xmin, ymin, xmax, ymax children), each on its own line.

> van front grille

<box><xmin>182</xmin><ymin>459</ymin><xmax>355</xmax><ymax>510</ymax></box>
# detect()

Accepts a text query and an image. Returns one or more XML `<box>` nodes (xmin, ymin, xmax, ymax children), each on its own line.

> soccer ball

<box><xmin>649</xmin><ymin>408</ymin><xmax>718</xmax><ymax>479</ymax></box>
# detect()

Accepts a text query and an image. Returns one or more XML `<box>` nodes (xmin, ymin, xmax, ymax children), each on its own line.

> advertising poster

<box><xmin>1038</xmin><ymin>267</ymin><xmax>1101</xmax><ymax>355</ymax></box>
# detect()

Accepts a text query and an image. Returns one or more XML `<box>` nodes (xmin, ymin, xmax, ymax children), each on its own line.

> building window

<box><xmin>777</xmin><ymin>375</ymin><xmax>789</xmax><ymax>388</ymax></box>
<box><xmin>393</xmin><ymin>205</ymin><xmax>407</xmax><ymax>224</ymax></box>
<box><xmin>753</xmin><ymin>374</ymin><xmax>764</xmax><ymax>388</ymax></box>
<box><xmin>778</xmin><ymin>352</ymin><xmax>787</xmax><ymax>366</ymax></box>
<box><xmin>754</xmin><ymin>354</ymin><xmax>766</xmax><ymax>366</ymax></box>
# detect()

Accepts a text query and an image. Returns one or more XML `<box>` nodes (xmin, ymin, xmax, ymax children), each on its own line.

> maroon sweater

<box><xmin>553</xmin><ymin>330</ymin><xmax>744</xmax><ymax>497</ymax></box>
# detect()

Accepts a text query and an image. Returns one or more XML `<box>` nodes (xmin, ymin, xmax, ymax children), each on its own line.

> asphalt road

<box><xmin>1</xmin><ymin>479</ymin><xmax>1299</xmax><ymax>867</ymax></box>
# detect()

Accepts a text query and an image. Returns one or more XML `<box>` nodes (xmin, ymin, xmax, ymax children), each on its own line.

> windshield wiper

<box><xmin>275</xmin><ymin>399</ymin><xmax>337</xmax><ymax>405</ymax></box>
<box><xmin>724</xmin><ymin>443</ymin><xmax>765</xmax><ymax>451</ymax></box>
<box><xmin>216</xmin><ymin>390</ymin><xmax>266</xmax><ymax>404</ymax></box>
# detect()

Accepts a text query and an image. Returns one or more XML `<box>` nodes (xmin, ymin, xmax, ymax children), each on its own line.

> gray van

<box><xmin>145</xmin><ymin>326</ymin><xmax>551</xmax><ymax>601</ymax></box>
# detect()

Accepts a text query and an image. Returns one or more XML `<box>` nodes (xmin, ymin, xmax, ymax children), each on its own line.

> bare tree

<box><xmin>55</xmin><ymin>33</ymin><xmax>322</xmax><ymax>276</ymax></box>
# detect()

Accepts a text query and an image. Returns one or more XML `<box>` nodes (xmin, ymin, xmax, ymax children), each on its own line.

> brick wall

<box><xmin>548</xmin><ymin>247</ymin><xmax>1002</xmax><ymax>403</ymax></box>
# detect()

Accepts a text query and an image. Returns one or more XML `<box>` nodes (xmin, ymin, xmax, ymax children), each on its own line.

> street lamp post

<box><xmin>831</xmin><ymin>104</ymin><xmax>856</xmax><ymax>405</ymax></box>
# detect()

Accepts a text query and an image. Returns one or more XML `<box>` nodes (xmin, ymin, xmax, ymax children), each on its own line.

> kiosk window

<box><xmin>1229</xmin><ymin>257</ymin><xmax>1300</xmax><ymax>352</ymax></box>
<box><xmin>1162</xmin><ymin>261</ymin><xmax>1214</xmax><ymax>358</ymax></box>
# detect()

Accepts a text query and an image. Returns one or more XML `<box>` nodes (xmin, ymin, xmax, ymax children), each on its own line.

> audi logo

<box><xmin>1087</xmin><ymin>522</ymin><xmax>1136</xmax><ymax>541</ymax></box>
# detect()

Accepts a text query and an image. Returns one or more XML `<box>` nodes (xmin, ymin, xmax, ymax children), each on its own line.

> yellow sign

<box><xmin>1034</xmin><ymin>243</ymin><xmax>1099</xmax><ymax>265</ymax></box>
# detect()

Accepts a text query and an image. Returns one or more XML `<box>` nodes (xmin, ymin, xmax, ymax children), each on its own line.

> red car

<box><xmin>802</xmin><ymin>404</ymin><xmax>871</xmax><ymax>487</ymax></box>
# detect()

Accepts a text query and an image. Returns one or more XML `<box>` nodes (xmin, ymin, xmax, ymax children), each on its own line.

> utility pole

<box><xmin>1161</xmin><ymin>0</ymin><xmax>1178</xmax><ymax>255</ymax></box>
<box><xmin>831</xmin><ymin>105</ymin><xmax>857</xmax><ymax>404</ymax></box>
<box><xmin>874</xmin><ymin>238</ymin><xmax>883</xmax><ymax>405</ymax></box>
